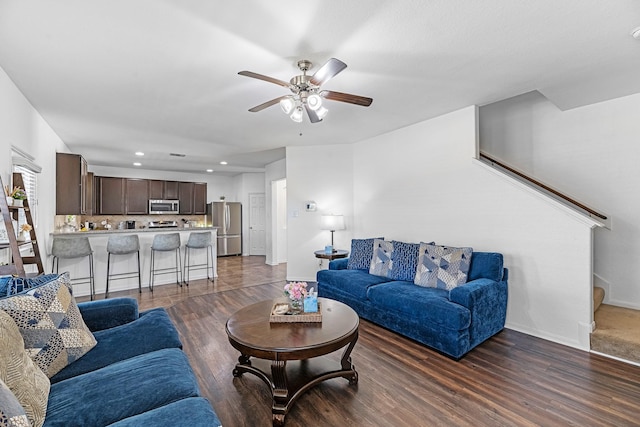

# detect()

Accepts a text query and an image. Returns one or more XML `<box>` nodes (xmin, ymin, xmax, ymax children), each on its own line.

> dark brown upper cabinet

<box><xmin>125</xmin><ymin>179</ymin><xmax>149</xmax><ymax>214</ymax></box>
<box><xmin>56</xmin><ymin>153</ymin><xmax>89</xmax><ymax>215</ymax></box>
<box><xmin>97</xmin><ymin>177</ymin><xmax>125</xmax><ymax>215</ymax></box>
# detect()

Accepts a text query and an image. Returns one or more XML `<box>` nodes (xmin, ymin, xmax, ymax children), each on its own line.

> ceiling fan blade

<box><xmin>248</xmin><ymin>96</ymin><xmax>288</xmax><ymax>112</ymax></box>
<box><xmin>304</xmin><ymin>104</ymin><xmax>323</xmax><ymax>123</ymax></box>
<box><xmin>309</xmin><ymin>58</ymin><xmax>347</xmax><ymax>86</ymax></box>
<box><xmin>320</xmin><ymin>90</ymin><xmax>373</xmax><ymax>107</ymax></box>
<box><xmin>238</xmin><ymin>71</ymin><xmax>292</xmax><ymax>89</ymax></box>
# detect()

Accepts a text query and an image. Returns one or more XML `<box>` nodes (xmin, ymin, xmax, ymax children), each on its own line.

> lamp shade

<box><xmin>321</xmin><ymin>214</ymin><xmax>345</xmax><ymax>231</ymax></box>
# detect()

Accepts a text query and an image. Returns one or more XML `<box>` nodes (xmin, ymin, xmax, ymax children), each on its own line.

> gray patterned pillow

<box><xmin>0</xmin><ymin>379</ymin><xmax>31</xmax><ymax>427</ymax></box>
<box><xmin>414</xmin><ymin>243</ymin><xmax>473</xmax><ymax>290</ymax></box>
<box><xmin>0</xmin><ymin>273</ymin><xmax>97</xmax><ymax>378</ymax></box>
<box><xmin>347</xmin><ymin>238</ymin><xmax>383</xmax><ymax>270</ymax></box>
<box><xmin>369</xmin><ymin>239</ymin><xmax>393</xmax><ymax>277</ymax></box>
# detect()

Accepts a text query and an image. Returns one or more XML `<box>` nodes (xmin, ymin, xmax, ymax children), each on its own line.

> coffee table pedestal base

<box><xmin>233</xmin><ymin>341</ymin><xmax>358</xmax><ymax>426</ymax></box>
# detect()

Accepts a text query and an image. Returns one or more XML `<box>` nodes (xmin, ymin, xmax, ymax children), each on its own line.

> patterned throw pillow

<box><xmin>0</xmin><ymin>310</ymin><xmax>50</xmax><ymax>427</ymax></box>
<box><xmin>347</xmin><ymin>237</ymin><xmax>383</xmax><ymax>270</ymax></box>
<box><xmin>369</xmin><ymin>239</ymin><xmax>393</xmax><ymax>277</ymax></box>
<box><xmin>0</xmin><ymin>273</ymin><xmax>97</xmax><ymax>378</ymax></box>
<box><xmin>0</xmin><ymin>379</ymin><xmax>31</xmax><ymax>427</ymax></box>
<box><xmin>0</xmin><ymin>274</ymin><xmax>61</xmax><ymax>298</ymax></box>
<box><xmin>414</xmin><ymin>243</ymin><xmax>473</xmax><ymax>290</ymax></box>
<box><xmin>387</xmin><ymin>241</ymin><xmax>421</xmax><ymax>282</ymax></box>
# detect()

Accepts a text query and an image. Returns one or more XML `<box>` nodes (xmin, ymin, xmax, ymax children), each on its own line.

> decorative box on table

<box><xmin>270</xmin><ymin>301</ymin><xmax>322</xmax><ymax>323</ymax></box>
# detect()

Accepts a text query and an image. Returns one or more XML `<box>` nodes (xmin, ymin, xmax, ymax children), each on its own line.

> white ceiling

<box><xmin>1</xmin><ymin>1</ymin><xmax>639</xmax><ymax>176</ymax></box>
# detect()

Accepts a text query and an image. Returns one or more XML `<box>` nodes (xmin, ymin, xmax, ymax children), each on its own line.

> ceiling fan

<box><xmin>238</xmin><ymin>58</ymin><xmax>373</xmax><ymax>123</ymax></box>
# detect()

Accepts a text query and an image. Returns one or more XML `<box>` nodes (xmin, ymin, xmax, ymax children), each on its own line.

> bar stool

<box><xmin>183</xmin><ymin>231</ymin><xmax>215</xmax><ymax>285</ymax></box>
<box><xmin>149</xmin><ymin>233</ymin><xmax>182</xmax><ymax>292</ymax></box>
<box><xmin>105</xmin><ymin>234</ymin><xmax>141</xmax><ymax>299</ymax></box>
<box><xmin>51</xmin><ymin>236</ymin><xmax>95</xmax><ymax>300</ymax></box>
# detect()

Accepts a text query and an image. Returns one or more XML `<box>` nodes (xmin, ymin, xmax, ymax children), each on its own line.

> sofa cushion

<box><xmin>0</xmin><ymin>275</ymin><xmax>97</xmax><ymax>378</ymax></box>
<box><xmin>366</xmin><ymin>281</ymin><xmax>471</xmax><ymax>331</ymax></box>
<box><xmin>106</xmin><ymin>397</ymin><xmax>221</xmax><ymax>427</ymax></box>
<box><xmin>0</xmin><ymin>310</ymin><xmax>50</xmax><ymax>427</ymax></box>
<box><xmin>414</xmin><ymin>243</ymin><xmax>473</xmax><ymax>290</ymax></box>
<box><xmin>468</xmin><ymin>252</ymin><xmax>504</xmax><ymax>282</ymax></box>
<box><xmin>0</xmin><ymin>378</ymin><xmax>31</xmax><ymax>427</ymax></box>
<box><xmin>50</xmin><ymin>308</ymin><xmax>183</xmax><ymax>383</ymax></box>
<box><xmin>44</xmin><ymin>348</ymin><xmax>201</xmax><ymax>427</ymax></box>
<box><xmin>77</xmin><ymin>298</ymin><xmax>139</xmax><ymax>332</ymax></box>
<box><xmin>347</xmin><ymin>237</ymin><xmax>382</xmax><ymax>270</ymax></box>
<box><xmin>369</xmin><ymin>239</ymin><xmax>393</xmax><ymax>276</ymax></box>
<box><xmin>317</xmin><ymin>269</ymin><xmax>392</xmax><ymax>300</ymax></box>
<box><xmin>387</xmin><ymin>241</ymin><xmax>421</xmax><ymax>282</ymax></box>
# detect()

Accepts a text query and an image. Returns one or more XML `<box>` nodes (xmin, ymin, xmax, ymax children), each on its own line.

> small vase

<box><xmin>17</xmin><ymin>231</ymin><xmax>28</xmax><ymax>242</ymax></box>
<box><xmin>5</xmin><ymin>196</ymin><xmax>13</xmax><ymax>206</ymax></box>
<box><xmin>13</xmin><ymin>199</ymin><xmax>23</xmax><ymax>207</ymax></box>
<box><xmin>289</xmin><ymin>298</ymin><xmax>303</xmax><ymax>314</ymax></box>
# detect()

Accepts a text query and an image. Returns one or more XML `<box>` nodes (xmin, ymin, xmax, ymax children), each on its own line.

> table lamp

<box><xmin>321</xmin><ymin>214</ymin><xmax>345</xmax><ymax>252</ymax></box>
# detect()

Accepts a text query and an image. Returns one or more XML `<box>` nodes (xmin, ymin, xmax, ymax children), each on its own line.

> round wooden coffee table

<box><xmin>226</xmin><ymin>297</ymin><xmax>359</xmax><ymax>426</ymax></box>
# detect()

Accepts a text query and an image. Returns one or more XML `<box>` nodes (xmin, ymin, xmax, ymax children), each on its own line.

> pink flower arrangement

<box><xmin>284</xmin><ymin>281</ymin><xmax>308</xmax><ymax>300</ymax></box>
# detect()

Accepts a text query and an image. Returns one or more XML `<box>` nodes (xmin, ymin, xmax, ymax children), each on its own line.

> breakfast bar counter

<box><xmin>46</xmin><ymin>227</ymin><xmax>218</xmax><ymax>298</ymax></box>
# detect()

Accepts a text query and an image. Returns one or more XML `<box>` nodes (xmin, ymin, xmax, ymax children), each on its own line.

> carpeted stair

<box><xmin>591</xmin><ymin>301</ymin><xmax>640</xmax><ymax>365</ymax></box>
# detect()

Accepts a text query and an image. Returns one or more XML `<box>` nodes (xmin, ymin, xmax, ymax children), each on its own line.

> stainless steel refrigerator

<box><xmin>206</xmin><ymin>202</ymin><xmax>242</xmax><ymax>256</ymax></box>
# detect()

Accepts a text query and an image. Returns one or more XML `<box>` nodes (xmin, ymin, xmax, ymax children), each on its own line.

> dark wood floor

<box><xmin>100</xmin><ymin>256</ymin><xmax>640</xmax><ymax>427</ymax></box>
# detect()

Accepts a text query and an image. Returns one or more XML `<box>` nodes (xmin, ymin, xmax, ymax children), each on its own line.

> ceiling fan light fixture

<box><xmin>280</xmin><ymin>96</ymin><xmax>296</xmax><ymax>114</ymax></box>
<box><xmin>307</xmin><ymin>93</ymin><xmax>323</xmax><ymax>111</ymax></box>
<box><xmin>316</xmin><ymin>106</ymin><xmax>329</xmax><ymax>119</ymax></box>
<box><xmin>290</xmin><ymin>106</ymin><xmax>304</xmax><ymax>123</ymax></box>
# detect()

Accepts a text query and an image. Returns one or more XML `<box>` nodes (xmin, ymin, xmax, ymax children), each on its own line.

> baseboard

<box><xmin>504</xmin><ymin>323</ymin><xmax>587</xmax><ymax>351</ymax></box>
<box><xmin>590</xmin><ymin>350</ymin><xmax>640</xmax><ymax>368</ymax></box>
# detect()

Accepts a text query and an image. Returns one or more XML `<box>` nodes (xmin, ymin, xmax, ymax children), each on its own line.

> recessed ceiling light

<box><xmin>632</xmin><ymin>26</ymin><xmax>640</xmax><ymax>40</ymax></box>
<box><xmin>220</xmin><ymin>161</ymin><xmax>228</xmax><ymax>165</ymax></box>
<box><xmin>135</xmin><ymin>151</ymin><xmax>144</xmax><ymax>156</ymax></box>
<box><xmin>206</xmin><ymin>169</ymin><xmax>213</xmax><ymax>173</ymax></box>
<box><xmin>133</xmin><ymin>162</ymin><xmax>141</xmax><ymax>166</ymax></box>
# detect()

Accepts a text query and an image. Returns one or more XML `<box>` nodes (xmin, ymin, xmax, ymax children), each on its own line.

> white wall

<box><xmin>480</xmin><ymin>91</ymin><xmax>640</xmax><ymax>309</ymax></box>
<box><xmin>286</xmin><ymin>106</ymin><xmax>598</xmax><ymax>350</ymax></box>
<box><xmin>275</xmin><ymin>179</ymin><xmax>287</xmax><ymax>264</ymax></box>
<box><xmin>0</xmin><ymin>66</ymin><xmax>68</xmax><ymax>271</ymax></box>
<box><xmin>286</xmin><ymin>145</ymin><xmax>354</xmax><ymax>280</ymax></box>
<box><xmin>265</xmin><ymin>158</ymin><xmax>286</xmax><ymax>265</ymax></box>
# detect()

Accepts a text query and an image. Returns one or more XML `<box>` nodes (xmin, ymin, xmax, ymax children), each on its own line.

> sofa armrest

<box><xmin>77</xmin><ymin>297</ymin><xmax>139</xmax><ymax>332</ymax></box>
<box><xmin>329</xmin><ymin>258</ymin><xmax>349</xmax><ymax>270</ymax></box>
<box><xmin>449</xmin><ymin>276</ymin><xmax>508</xmax><ymax>348</ymax></box>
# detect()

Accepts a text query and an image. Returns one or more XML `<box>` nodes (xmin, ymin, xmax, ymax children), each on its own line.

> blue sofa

<box><xmin>0</xmin><ymin>273</ymin><xmax>221</xmax><ymax>427</ymax></box>
<box><xmin>317</xmin><ymin>250</ymin><xmax>508</xmax><ymax>359</ymax></box>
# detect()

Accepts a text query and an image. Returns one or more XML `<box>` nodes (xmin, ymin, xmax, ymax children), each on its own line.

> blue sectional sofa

<box><xmin>0</xmin><ymin>273</ymin><xmax>221</xmax><ymax>427</ymax></box>
<box><xmin>317</xmin><ymin>240</ymin><xmax>508</xmax><ymax>359</ymax></box>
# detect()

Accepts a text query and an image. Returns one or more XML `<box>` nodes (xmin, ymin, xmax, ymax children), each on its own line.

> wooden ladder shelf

<box><xmin>0</xmin><ymin>173</ymin><xmax>45</xmax><ymax>277</ymax></box>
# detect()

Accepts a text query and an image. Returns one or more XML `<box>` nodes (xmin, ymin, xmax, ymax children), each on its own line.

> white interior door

<box><xmin>249</xmin><ymin>193</ymin><xmax>266</xmax><ymax>255</ymax></box>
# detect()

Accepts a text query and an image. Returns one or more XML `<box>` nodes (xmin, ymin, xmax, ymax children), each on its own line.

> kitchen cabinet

<box><xmin>165</xmin><ymin>181</ymin><xmax>179</xmax><ymax>199</ymax></box>
<box><xmin>178</xmin><ymin>182</ymin><xmax>194</xmax><ymax>214</ymax></box>
<box><xmin>178</xmin><ymin>182</ymin><xmax>207</xmax><ymax>215</ymax></box>
<box><xmin>97</xmin><ymin>177</ymin><xmax>125</xmax><ymax>214</ymax></box>
<box><xmin>193</xmin><ymin>182</ymin><xmax>207</xmax><ymax>214</ymax></box>
<box><xmin>56</xmin><ymin>153</ymin><xmax>89</xmax><ymax>215</ymax></box>
<box><xmin>86</xmin><ymin>172</ymin><xmax>94</xmax><ymax>215</ymax></box>
<box><xmin>125</xmin><ymin>179</ymin><xmax>149</xmax><ymax>214</ymax></box>
<box><xmin>148</xmin><ymin>180</ymin><xmax>164</xmax><ymax>199</ymax></box>
<box><xmin>149</xmin><ymin>180</ymin><xmax>180</xmax><ymax>200</ymax></box>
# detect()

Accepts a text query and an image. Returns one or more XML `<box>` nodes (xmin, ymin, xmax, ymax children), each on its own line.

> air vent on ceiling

<box><xmin>169</xmin><ymin>153</ymin><xmax>186</xmax><ymax>157</ymax></box>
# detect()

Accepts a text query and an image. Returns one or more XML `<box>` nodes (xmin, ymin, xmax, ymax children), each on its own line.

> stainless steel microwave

<box><xmin>149</xmin><ymin>199</ymin><xmax>179</xmax><ymax>214</ymax></box>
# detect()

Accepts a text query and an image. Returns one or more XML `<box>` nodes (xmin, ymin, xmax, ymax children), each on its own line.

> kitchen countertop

<box><xmin>51</xmin><ymin>226</ymin><xmax>217</xmax><ymax>236</ymax></box>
